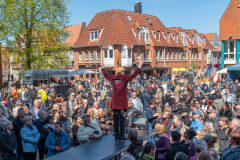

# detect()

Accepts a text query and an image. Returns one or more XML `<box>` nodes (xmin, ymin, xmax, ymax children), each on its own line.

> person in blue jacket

<box><xmin>45</xmin><ymin>121</ymin><xmax>71</xmax><ymax>158</ymax></box>
<box><xmin>141</xmin><ymin>86</ymin><xmax>151</xmax><ymax>117</ymax></box>
<box><xmin>190</xmin><ymin>110</ymin><xmax>203</xmax><ymax>132</ymax></box>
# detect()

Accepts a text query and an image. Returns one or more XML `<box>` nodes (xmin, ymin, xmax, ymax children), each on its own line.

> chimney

<box><xmin>134</xmin><ymin>1</ymin><xmax>142</xmax><ymax>14</ymax></box>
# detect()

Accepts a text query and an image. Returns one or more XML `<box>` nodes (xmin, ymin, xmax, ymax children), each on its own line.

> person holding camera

<box><xmin>171</xmin><ymin>96</ymin><xmax>183</xmax><ymax>115</ymax></box>
<box><xmin>77</xmin><ymin>113</ymin><xmax>102</xmax><ymax>144</ymax></box>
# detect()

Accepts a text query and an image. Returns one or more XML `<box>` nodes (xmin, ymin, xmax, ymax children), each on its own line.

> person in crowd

<box><xmin>38</xmin><ymin>86</ymin><xmax>47</xmax><ymax>104</ymax></box>
<box><xmin>146</xmin><ymin>100</ymin><xmax>159</xmax><ymax>131</ymax></box>
<box><xmin>172</xmin><ymin>115</ymin><xmax>189</xmax><ymax>141</ymax></box>
<box><xmin>141</xmin><ymin>86</ymin><xmax>151</xmax><ymax>116</ymax></box>
<box><xmin>11</xmin><ymin>86</ymin><xmax>19</xmax><ymax>101</ymax></box>
<box><xmin>0</xmin><ymin>97</ymin><xmax>9</xmax><ymax>119</ymax></box>
<box><xmin>221</xmin><ymin>131</ymin><xmax>240</xmax><ymax>160</ymax></box>
<box><xmin>137</xmin><ymin>142</ymin><xmax>155</xmax><ymax>160</ymax></box>
<box><xmin>45</xmin><ymin>122</ymin><xmax>71</xmax><ymax>158</ymax></box>
<box><xmin>88</xmin><ymin>90</ymin><xmax>98</xmax><ymax>106</ymax></box>
<box><xmin>29</xmin><ymin>99</ymin><xmax>46</xmax><ymax>121</ymax></box>
<box><xmin>97</xmin><ymin>112</ymin><xmax>110</xmax><ymax>136</ymax></box>
<box><xmin>72</xmin><ymin>115</ymin><xmax>82</xmax><ymax>147</ymax></box>
<box><xmin>127</xmin><ymin>128</ymin><xmax>143</xmax><ymax>157</ymax></box>
<box><xmin>204</xmin><ymin>134</ymin><xmax>218</xmax><ymax>160</ymax></box>
<box><xmin>190</xmin><ymin>110</ymin><xmax>203</xmax><ymax>132</ymax></box>
<box><xmin>0</xmin><ymin>121</ymin><xmax>17</xmax><ymax>160</ymax></box>
<box><xmin>46</xmin><ymin>95</ymin><xmax>55</xmax><ymax>114</ymax></box>
<box><xmin>58</xmin><ymin>113</ymin><xmax>72</xmax><ymax>135</ymax></box>
<box><xmin>12</xmin><ymin>108</ymin><xmax>25</xmax><ymax>160</ymax></box>
<box><xmin>195</xmin><ymin>129</ymin><xmax>206</xmax><ymax>140</ymax></box>
<box><xmin>181</xmin><ymin>129</ymin><xmax>197</xmax><ymax>159</ymax></box>
<box><xmin>184</xmin><ymin>90</ymin><xmax>193</xmax><ymax>110</ymax></box>
<box><xmin>189</xmin><ymin>139</ymin><xmax>208</xmax><ymax>160</ymax></box>
<box><xmin>12</xmin><ymin>101</ymin><xmax>22</xmax><ymax>118</ymax></box>
<box><xmin>157</xmin><ymin>110</ymin><xmax>173</xmax><ymax>131</ymax></box>
<box><xmin>207</xmin><ymin>109</ymin><xmax>220</xmax><ymax>131</ymax></box>
<box><xmin>217</xmin><ymin>116</ymin><xmax>230</xmax><ymax>154</ymax></box>
<box><xmin>33</xmin><ymin>111</ymin><xmax>46</xmax><ymax>160</ymax></box>
<box><xmin>203</xmin><ymin>122</ymin><xmax>219</xmax><ymax>153</ymax></box>
<box><xmin>28</xmin><ymin>85</ymin><xmax>38</xmax><ymax>108</ymax></box>
<box><xmin>65</xmin><ymin>92</ymin><xmax>76</xmax><ymax>122</ymax></box>
<box><xmin>213</xmin><ymin>94</ymin><xmax>223</xmax><ymax>111</ymax></box>
<box><xmin>129</xmin><ymin>92</ymin><xmax>143</xmax><ymax>114</ymax></box>
<box><xmin>171</xmin><ymin>96</ymin><xmax>183</xmax><ymax>115</ymax></box>
<box><xmin>223</xmin><ymin>88</ymin><xmax>235</xmax><ymax>104</ymax></box>
<box><xmin>20</xmin><ymin>116</ymin><xmax>40</xmax><ymax>160</ymax></box>
<box><xmin>87</xmin><ymin>108</ymin><xmax>98</xmax><ymax>124</ymax></box>
<box><xmin>200</xmin><ymin>97</ymin><xmax>208</xmax><ymax>112</ymax></box>
<box><xmin>155</xmin><ymin>123</ymin><xmax>170</xmax><ymax>160</ymax></box>
<box><xmin>229</xmin><ymin>119</ymin><xmax>240</xmax><ymax>133</ymax></box>
<box><xmin>80</xmin><ymin>99</ymin><xmax>90</xmax><ymax>114</ymax></box>
<box><xmin>77</xmin><ymin>113</ymin><xmax>102</xmax><ymax>144</ymax></box>
<box><xmin>196</xmin><ymin>151</ymin><xmax>212</xmax><ymax>160</ymax></box>
<box><xmin>163</xmin><ymin>131</ymin><xmax>188</xmax><ymax>160</ymax></box>
<box><xmin>0</xmin><ymin>109</ymin><xmax>7</xmax><ymax>126</ymax></box>
<box><xmin>181</xmin><ymin>108</ymin><xmax>191</xmax><ymax>127</ymax></box>
<box><xmin>92</xmin><ymin>101</ymin><xmax>103</xmax><ymax>116</ymax></box>
<box><xmin>97</xmin><ymin>97</ymin><xmax>105</xmax><ymax>110</ymax></box>
<box><xmin>219</xmin><ymin>102</ymin><xmax>233</xmax><ymax>121</ymax></box>
<box><xmin>20</xmin><ymin>86</ymin><xmax>28</xmax><ymax>106</ymax></box>
<box><xmin>7</xmin><ymin>95</ymin><xmax>15</xmax><ymax>116</ymax></box>
<box><xmin>52</xmin><ymin>109</ymin><xmax>59</xmax><ymax>123</ymax></box>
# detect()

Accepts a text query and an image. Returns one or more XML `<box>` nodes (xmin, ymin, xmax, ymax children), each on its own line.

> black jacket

<box><xmin>219</xmin><ymin>108</ymin><xmax>233</xmax><ymax>121</ymax></box>
<box><xmin>127</xmin><ymin>139</ymin><xmax>143</xmax><ymax>157</ymax></box>
<box><xmin>12</xmin><ymin>116</ymin><xmax>24</xmax><ymax>148</ymax></box>
<box><xmin>0</xmin><ymin>130</ymin><xmax>17</xmax><ymax>160</ymax></box>
<box><xmin>33</xmin><ymin>119</ymin><xmax>47</xmax><ymax>146</ymax></box>
<box><xmin>216</xmin><ymin>126</ymin><xmax>230</xmax><ymax>154</ymax></box>
<box><xmin>88</xmin><ymin>95</ymin><xmax>97</xmax><ymax>107</ymax></box>
<box><xmin>163</xmin><ymin>143</ymin><xmax>188</xmax><ymax>160</ymax></box>
<box><xmin>182</xmin><ymin>115</ymin><xmax>191</xmax><ymax>127</ymax></box>
<box><xmin>28</xmin><ymin>88</ymin><xmax>37</xmax><ymax>104</ymax></box>
<box><xmin>172</xmin><ymin>103</ymin><xmax>183</xmax><ymax>115</ymax></box>
<box><xmin>210</xmin><ymin>116</ymin><xmax>220</xmax><ymax>131</ymax></box>
<box><xmin>46</xmin><ymin>99</ymin><xmax>55</xmax><ymax>113</ymax></box>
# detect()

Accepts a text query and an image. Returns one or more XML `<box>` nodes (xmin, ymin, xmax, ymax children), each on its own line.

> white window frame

<box><xmin>79</xmin><ymin>51</ymin><xmax>82</xmax><ymax>63</ymax></box>
<box><xmin>176</xmin><ymin>34</ymin><xmax>178</xmax><ymax>42</ymax></box>
<box><xmin>140</xmin><ymin>26</ymin><xmax>149</xmax><ymax>43</ymax></box>
<box><xmin>165</xmin><ymin>50</ymin><xmax>168</xmax><ymax>60</ymax></box>
<box><xmin>178</xmin><ymin>50</ymin><xmax>180</xmax><ymax>61</ymax></box>
<box><xmin>169</xmin><ymin>50</ymin><xmax>172</xmax><ymax>60</ymax></box>
<box><xmin>167</xmin><ymin>33</ymin><xmax>170</xmax><ymax>42</ymax></box>
<box><xmin>157</xmin><ymin>32</ymin><xmax>160</xmax><ymax>41</ymax></box>
<box><xmin>194</xmin><ymin>33</ymin><xmax>200</xmax><ymax>46</ymax></box>
<box><xmin>144</xmin><ymin>49</ymin><xmax>150</xmax><ymax>61</ymax></box>
<box><xmin>224</xmin><ymin>40</ymin><xmax>236</xmax><ymax>61</ymax></box>
<box><xmin>132</xmin><ymin>29</ymin><xmax>136</xmax><ymax>36</ymax></box>
<box><xmin>152</xmin><ymin>31</ymin><xmax>156</xmax><ymax>38</ymax></box>
<box><xmin>160</xmin><ymin>50</ymin><xmax>163</xmax><ymax>61</ymax></box>
<box><xmin>192</xmin><ymin>36</ymin><xmax>194</xmax><ymax>44</ymax></box>
<box><xmin>179</xmin><ymin>31</ymin><xmax>186</xmax><ymax>45</ymax></box>
<box><xmin>90</xmin><ymin>50</ymin><xmax>94</xmax><ymax>62</ymax></box>
<box><xmin>204</xmin><ymin>38</ymin><xmax>206</xmax><ymax>45</ymax></box>
<box><xmin>85</xmin><ymin>50</ymin><xmax>89</xmax><ymax>62</ymax></box>
<box><xmin>190</xmin><ymin>50</ymin><xmax>192</xmax><ymax>61</ymax></box>
<box><xmin>171</xmin><ymin>33</ymin><xmax>175</xmax><ymax>40</ymax></box>
<box><xmin>128</xmin><ymin>49</ymin><xmax>132</xmax><ymax>58</ymax></box>
<box><xmin>155</xmin><ymin>50</ymin><xmax>159</xmax><ymax>61</ymax></box>
<box><xmin>182</xmin><ymin>51</ymin><xmax>187</xmax><ymax>61</ymax></box>
<box><xmin>104</xmin><ymin>50</ymin><xmax>108</xmax><ymax>58</ymax></box>
<box><xmin>162</xmin><ymin>32</ymin><xmax>166</xmax><ymax>39</ymax></box>
<box><xmin>188</xmin><ymin>35</ymin><xmax>191</xmax><ymax>42</ymax></box>
<box><xmin>137</xmin><ymin>30</ymin><xmax>140</xmax><ymax>40</ymax></box>
<box><xmin>137</xmin><ymin>48</ymin><xmax>141</xmax><ymax>61</ymax></box>
<box><xmin>122</xmin><ymin>48</ymin><xmax>127</xmax><ymax>58</ymax></box>
<box><xmin>90</xmin><ymin>31</ymin><xmax>98</xmax><ymax>41</ymax></box>
<box><xmin>96</xmin><ymin>50</ymin><xmax>101</xmax><ymax>62</ymax></box>
<box><xmin>126</xmin><ymin>15</ymin><xmax>132</xmax><ymax>22</ymax></box>
<box><xmin>174</xmin><ymin>50</ymin><xmax>177</xmax><ymax>61</ymax></box>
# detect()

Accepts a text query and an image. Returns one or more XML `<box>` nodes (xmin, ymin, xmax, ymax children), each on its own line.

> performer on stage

<box><xmin>101</xmin><ymin>60</ymin><xmax>144</xmax><ymax>140</ymax></box>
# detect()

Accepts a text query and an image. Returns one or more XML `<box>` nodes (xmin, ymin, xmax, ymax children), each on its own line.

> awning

<box><xmin>216</xmin><ymin>68</ymin><xmax>227</xmax><ymax>74</ymax></box>
<box><xmin>52</xmin><ymin>75</ymin><xmax>69</xmax><ymax>77</ymax></box>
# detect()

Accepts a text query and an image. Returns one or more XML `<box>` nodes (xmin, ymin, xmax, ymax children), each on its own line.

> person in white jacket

<box><xmin>77</xmin><ymin>113</ymin><xmax>102</xmax><ymax>144</ymax></box>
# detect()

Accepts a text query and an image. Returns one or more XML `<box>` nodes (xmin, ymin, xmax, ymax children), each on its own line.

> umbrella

<box><xmin>68</xmin><ymin>69</ymin><xmax>98</xmax><ymax>75</ymax></box>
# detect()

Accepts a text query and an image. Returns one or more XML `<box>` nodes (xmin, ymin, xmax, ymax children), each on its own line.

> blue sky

<box><xmin>68</xmin><ymin>0</ymin><xmax>231</xmax><ymax>35</ymax></box>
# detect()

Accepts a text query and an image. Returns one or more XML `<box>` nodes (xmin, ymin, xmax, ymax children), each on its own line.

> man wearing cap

<box><xmin>101</xmin><ymin>60</ymin><xmax>144</xmax><ymax>140</ymax></box>
<box><xmin>208</xmin><ymin>109</ymin><xmax>220</xmax><ymax>131</ymax></box>
<box><xmin>163</xmin><ymin>131</ymin><xmax>188</xmax><ymax>160</ymax></box>
<box><xmin>97</xmin><ymin>112</ymin><xmax>110</xmax><ymax>136</ymax></box>
<box><xmin>190</xmin><ymin>110</ymin><xmax>203</xmax><ymax>132</ymax></box>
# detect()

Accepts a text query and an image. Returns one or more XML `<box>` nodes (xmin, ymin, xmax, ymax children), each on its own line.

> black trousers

<box><xmin>39</xmin><ymin>144</ymin><xmax>47</xmax><ymax>160</ymax></box>
<box><xmin>113</xmin><ymin>109</ymin><xmax>127</xmax><ymax>139</ymax></box>
<box><xmin>23</xmin><ymin>151</ymin><xmax>36</xmax><ymax>160</ymax></box>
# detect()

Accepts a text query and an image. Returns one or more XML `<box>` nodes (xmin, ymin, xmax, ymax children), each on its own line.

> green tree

<box><xmin>190</xmin><ymin>60</ymin><xmax>198</xmax><ymax>72</ymax></box>
<box><xmin>0</xmin><ymin>0</ymin><xmax>72</xmax><ymax>71</ymax></box>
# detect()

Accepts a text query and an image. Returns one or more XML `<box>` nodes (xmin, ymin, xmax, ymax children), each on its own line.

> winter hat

<box><xmin>195</xmin><ymin>139</ymin><xmax>208</xmax><ymax>152</ymax></box>
<box><xmin>116</xmin><ymin>67</ymin><xmax>125</xmax><ymax>73</ymax></box>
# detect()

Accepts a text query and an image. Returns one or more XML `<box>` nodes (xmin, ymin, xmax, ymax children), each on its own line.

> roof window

<box><xmin>126</xmin><ymin>15</ymin><xmax>132</xmax><ymax>22</ymax></box>
<box><xmin>146</xmin><ymin>18</ymin><xmax>152</xmax><ymax>26</ymax></box>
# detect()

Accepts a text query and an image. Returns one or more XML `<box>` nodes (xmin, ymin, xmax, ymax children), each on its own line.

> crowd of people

<box><xmin>0</xmin><ymin>71</ymin><xmax>240</xmax><ymax>160</ymax></box>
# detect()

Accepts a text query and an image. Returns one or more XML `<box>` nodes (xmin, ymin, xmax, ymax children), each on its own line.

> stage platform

<box><xmin>45</xmin><ymin>129</ymin><xmax>155</xmax><ymax>160</ymax></box>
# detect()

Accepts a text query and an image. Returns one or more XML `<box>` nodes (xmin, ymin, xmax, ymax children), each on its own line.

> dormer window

<box><xmin>204</xmin><ymin>38</ymin><xmax>206</xmax><ymax>45</ymax></box>
<box><xmin>194</xmin><ymin>33</ymin><xmax>200</xmax><ymax>46</ymax></box>
<box><xmin>167</xmin><ymin>33</ymin><xmax>170</xmax><ymax>42</ymax></box>
<box><xmin>152</xmin><ymin>31</ymin><xmax>156</xmax><ymax>38</ymax></box>
<box><xmin>137</xmin><ymin>30</ymin><xmax>140</xmax><ymax>39</ymax></box>
<box><xmin>146</xmin><ymin>18</ymin><xmax>152</xmax><ymax>26</ymax></box>
<box><xmin>140</xmin><ymin>26</ymin><xmax>149</xmax><ymax>43</ymax></box>
<box><xmin>99</xmin><ymin>29</ymin><xmax>103</xmax><ymax>37</ymax></box>
<box><xmin>162</xmin><ymin>32</ymin><xmax>166</xmax><ymax>39</ymax></box>
<box><xmin>90</xmin><ymin>31</ymin><xmax>98</xmax><ymax>41</ymax></box>
<box><xmin>188</xmin><ymin>35</ymin><xmax>191</xmax><ymax>42</ymax></box>
<box><xmin>126</xmin><ymin>15</ymin><xmax>132</xmax><ymax>22</ymax></box>
<box><xmin>192</xmin><ymin>36</ymin><xmax>194</xmax><ymax>44</ymax></box>
<box><xmin>132</xmin><ymin>29</ymin><xmax>136</xmax><ymax>36</ymax></box>
<box><xmin>157</xmin><ymin>32</ymin><xmax>160</xmax><ymax>41</ymax></box>
<box><xmin>171</xmin><ymin>33</ymin><xmax>175</xmax><ymax>40</ymax></box>
<box><xmin>179</xmin><ymin>31</ymin><xmax>186</xmax><ymax>45</ymax></box>
<box><xmin>175</xmin><ymin>34</ymin><xmax>178</xmax><ymax>42</ymax></box>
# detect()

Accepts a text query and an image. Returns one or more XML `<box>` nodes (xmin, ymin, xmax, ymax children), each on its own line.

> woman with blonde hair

<box><xmin>155</xmin><ymin>123</ymin><xmax>170</xmax><ymax>160</ymax></box>
<box><xmin>195</xmin><ymin>129</ymin><xmax>207</xmax><ymax>140</ymax></box>
<box><xmin>87</xmin><ymin>108</ymin><xmax>98</xmax><ymax>124</ymax></box>
<box><xmin>92</xmin><ymin>102</ymin><xmax>103</xmax><ymax>116</ymax></box>
<box><xmin>204</xmin><ymin>122</ymin><xmax>219</xmax><ymax>153</ymax></box>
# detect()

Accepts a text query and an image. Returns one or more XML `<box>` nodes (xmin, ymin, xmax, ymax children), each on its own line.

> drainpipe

<box><xmin>221</xmin><ymin>41</ymin><xmax>224</xmax><ymax>69</ymax></box>
<box><xmin>164</xmin><ymin>46</ymin><xmax>166</xmax><ymax>74</ymax></box>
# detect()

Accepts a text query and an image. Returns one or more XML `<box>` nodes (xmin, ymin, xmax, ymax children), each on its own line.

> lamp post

<box><xmin>208</xmin><ymin>55</ymin><xmax>213</xmax><ymax>92</ymax></box>
<box><xmin>93</xmin><ymin>57</ymin><xmax>97</xmax><ymax>80</ymax></box>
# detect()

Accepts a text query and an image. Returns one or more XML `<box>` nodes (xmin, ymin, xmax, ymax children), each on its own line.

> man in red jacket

<box><xmin>101</xmin><ymin>60</ymin><xmax>144</xmax><ymax>140</ymax></box>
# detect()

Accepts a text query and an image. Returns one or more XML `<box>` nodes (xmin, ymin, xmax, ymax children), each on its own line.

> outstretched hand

<box><xmin>138</xmin><ymin>60</ymin><xmax>144</xmax><ymax>68</ymax></box>
<box><xmin>101</xmin><ymin>63</ymin><xmax>105</xmax><ymax>68</ymax></box>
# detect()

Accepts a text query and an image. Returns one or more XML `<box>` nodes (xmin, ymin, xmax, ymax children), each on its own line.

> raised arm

<box><xmin>126</xmin><ymin>60</ymin><xmax>144</xmax><ymax>82</ymax></box>
<box><xmin>101</xmin><ymin>63</ymin><xmax>111</xmax><ymax>81</ymax></box>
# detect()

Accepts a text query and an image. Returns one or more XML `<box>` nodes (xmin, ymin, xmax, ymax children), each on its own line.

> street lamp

<box><xmin>208</xmin><ymin>55</ymin><xmax>213</xmax><ymax>92</ymax></box>
<box><xmin>93</xmin><ymin>57</ymin><xmax>97</xmax><ymax>80</ymax></box>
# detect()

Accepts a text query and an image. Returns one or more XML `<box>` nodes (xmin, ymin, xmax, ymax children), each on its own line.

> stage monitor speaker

<box><xmin>132</xmin><ymin>117</ymin><xmax>148</xmax><ymax>130</ymax></box>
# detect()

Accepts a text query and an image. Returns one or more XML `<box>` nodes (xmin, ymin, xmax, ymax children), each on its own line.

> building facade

<box><xmin>219</xmin><ymin>0</ymin><xmax>240</xmax><ymax>69</ymax></box>
<box><xmin>73</xmin><ymin>7</ymin><xmax>213</xmax><ymax>80</ymax></box>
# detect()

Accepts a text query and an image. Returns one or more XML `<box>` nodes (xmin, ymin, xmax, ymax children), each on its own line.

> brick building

<box><xmin>219</xmin><ymin>0</ymin><xmax>240</xmax><ymax>69</ymax></box>
<box><xmin>73</xmin><ymin>5</ymin><xmax>213</xmax><ymax>80</ymax></box>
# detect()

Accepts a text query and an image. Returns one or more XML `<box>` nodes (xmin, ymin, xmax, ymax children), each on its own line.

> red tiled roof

<box><xmin>204</xmin><ymin>33</ymin><xmax>216</xmax><ymax>42</ymax></box>
<box><xmin>64</xmin><ymin>23</ymin><xmax>85</xmax><ymax>46</ymax></box>
<box><xmin>74</xmin><ymin>9</ymin><xmax>182</xmax><ymax>48</ymax></box>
